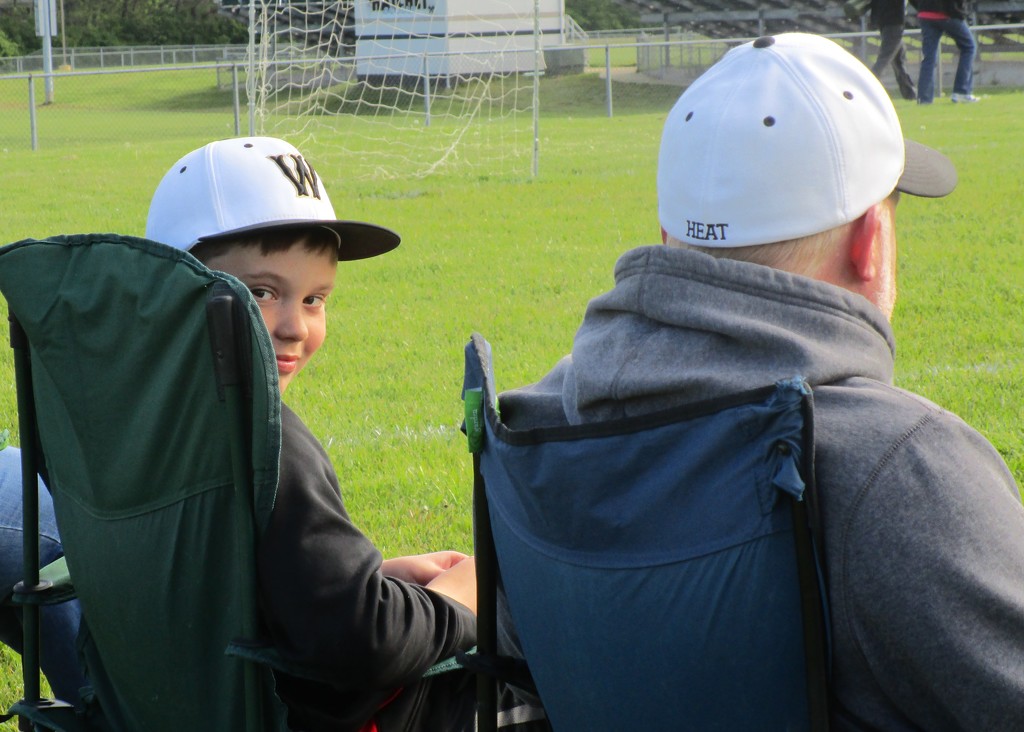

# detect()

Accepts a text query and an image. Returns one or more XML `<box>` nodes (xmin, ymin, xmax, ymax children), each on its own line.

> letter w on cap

<box><xmin>268</xmin><ymin>154</ymin><xmax>322</xmax><ymax>199</ymax></box>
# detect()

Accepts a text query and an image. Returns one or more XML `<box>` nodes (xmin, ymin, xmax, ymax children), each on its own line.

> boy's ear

<box><xmin>847</xmin><ymin>204</ymin><xmax>882</xmax><ymax>282</ymax></box>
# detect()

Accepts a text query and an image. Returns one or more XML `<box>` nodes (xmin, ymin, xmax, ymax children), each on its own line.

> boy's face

<box><xmin>203</xmin><ymin>243</ymin><xmax>338</xmax><ymax>393</ymax></box>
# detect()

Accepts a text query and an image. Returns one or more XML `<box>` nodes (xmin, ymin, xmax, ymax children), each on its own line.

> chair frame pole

<box><xmin>474</xmin><ymin>452</ymin><xmax>498</xmax><ymax>732</ymax></box>
<box><xmin>794</xmin><ymin>395</ymin><xmax>830</xmax><ymax>731</ymax></box>
<box><xmin>9</xmin><ymin>314</ymin><xmax>46</xmax><ymax>729</ymax></box>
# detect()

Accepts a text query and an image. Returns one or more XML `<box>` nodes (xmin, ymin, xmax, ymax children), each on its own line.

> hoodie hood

<box><xmin>503</xmin><ymin>245</ymin><xmax>896</xmax><ymax>427</ymax></box>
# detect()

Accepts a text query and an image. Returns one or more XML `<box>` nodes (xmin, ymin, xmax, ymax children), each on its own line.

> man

<box><xmin>916</xmin><ymin>0</ymin><xmax>980</xmax><ymax>103</ymax></box>
<box><xmin>870</xmin><ymin>0</ymin><xmax>917</xmax><ymax>100</ymax></box>
<box><xmin>499</xmin><ymin>33</ymin><xmax>1024</xmax><ymax>729</ymax></box>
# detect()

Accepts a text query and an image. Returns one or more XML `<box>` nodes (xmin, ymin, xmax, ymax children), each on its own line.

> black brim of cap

<box><xmin>898</xmin><ymin>139</ymin><xmax>957</xmax><ymax>198</ymax></box>
<box><xmin>199</xmin><ymin>219</ymin><xmax>401</xmax><ymax>261</ymax></box>
<box><xmin>328</xmin><ymin>221</ymin><xmax>401</xmax><ymax>261</ymax></box>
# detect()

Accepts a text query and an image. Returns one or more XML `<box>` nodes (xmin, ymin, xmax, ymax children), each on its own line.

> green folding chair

<box><xmin>0</xmin><ymin>234</ymin><xmax>290</xmax><ymax>731</ymax></box>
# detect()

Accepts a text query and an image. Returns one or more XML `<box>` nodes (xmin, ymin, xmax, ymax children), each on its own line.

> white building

<box><xmin>353</xmin><ymin>0</ymin><xmax>565</xmax><ymax>79</ymax></box>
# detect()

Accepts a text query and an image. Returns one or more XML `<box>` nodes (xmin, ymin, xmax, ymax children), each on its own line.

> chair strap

<box><xmin>794</xmin><ymin>393</ymin><xmax>831</xmax><ymax>731</ymax></box>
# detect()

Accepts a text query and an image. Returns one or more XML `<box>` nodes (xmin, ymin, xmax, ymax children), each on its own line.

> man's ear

<box><xmin>660</xmin><ymin>226</ymin><xmax>668</xmax><ymax>244</ymax></box>
<box><xmin>847</xmin><ymin>204</ymin><xmax>882</xmax><ymax>282</ymax></box>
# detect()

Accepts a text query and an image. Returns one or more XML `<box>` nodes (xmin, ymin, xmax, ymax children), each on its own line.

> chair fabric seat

<box><xmin>464</xmin><ymin>333</ymin><xmax>826</xmax><ymax>732</ymax></box>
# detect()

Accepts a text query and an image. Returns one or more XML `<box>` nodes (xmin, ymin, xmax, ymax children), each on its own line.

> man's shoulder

<box><xmin>814</xmin><ymin>376</ymin><xmax>954</xmax><ymax>434</ymax></box>
<box><xmin>812</xmin><ymin>377</ymin><xmax>1013</xmax><ymax>501</ymax></box>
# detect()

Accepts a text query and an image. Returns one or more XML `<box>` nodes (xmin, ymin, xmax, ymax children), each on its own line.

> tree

<box><xmin>0</xmin><ymin>26</ymin><xmax>20</xmax><ymax>57</ymax></box>
<box><xmin>0</xmin><ymin>0</ymin><xmax>247</xmax><ymax>52</ymax></box>
<box><xmin>0</xmin><ymin>4</ymin><xmax>38</xmax><ymax>56</ymax></box>
<box><xmin>565</xmin><ymin>0</ymin><xmax>640</xmax><ymax>30</ymax></box>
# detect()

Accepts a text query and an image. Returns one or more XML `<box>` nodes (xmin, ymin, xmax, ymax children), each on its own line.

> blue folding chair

<box><xmin>463</xmin><ymin>333</ymin><xmax>830</xmax><ymax>732</ymax></box>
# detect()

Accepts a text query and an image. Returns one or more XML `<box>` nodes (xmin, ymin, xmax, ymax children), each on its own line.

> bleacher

<box><xmin>219</xmin><ymin>0</ymin><xmax>1024</xmax><ymax>48</ymax></box>
<box><xmin>216</xmin><ymin>0</ymin><xmax>1024</xmax><ymax>60</ymax></box>
<box><xmin>612</xmin><ymin>0</ymin><xmax>1024</xmax><ymax>38</ymax></box>
<box><xmin>614</xmin><ymin>0</ymin><xmax>846</xmax><ymax>37</ymax></box>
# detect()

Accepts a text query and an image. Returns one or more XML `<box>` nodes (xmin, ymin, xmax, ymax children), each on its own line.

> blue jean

<box><xmin>0</xmin><ymin>447</ymin><xmax>86</xmax><ymax>701</ymax></box>
<box><xmin>918</xmin><ymin>17</ymin><xmax>976</xmax><ymax>102</ymax></box>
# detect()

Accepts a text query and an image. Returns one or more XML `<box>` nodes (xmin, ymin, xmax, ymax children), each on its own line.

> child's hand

<box><xmin>425</xmin><ymin>557</ymin><xmax>477</xmax><ymax>615</ymax></box>
<box><xmin>381</xmin><ymin>551</ymin><xmax>470</xmax><ymax>585</ymax></box>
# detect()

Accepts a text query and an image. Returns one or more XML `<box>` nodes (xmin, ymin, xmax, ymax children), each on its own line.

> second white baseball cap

<box><xmin>657</xmin><ymin>33</ymin><xmax>957</xmax><ymax>248</ymax></box>
<box><xmin>146</xmin><ymin>136</ymin><xmax>400</xmax><ymax>261</ymax></box>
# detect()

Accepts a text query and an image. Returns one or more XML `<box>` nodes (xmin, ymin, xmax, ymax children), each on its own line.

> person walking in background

<box><xmin>870</xmin><ymin>0</ymin><xmax>917</xmax><ymax>100</ymax></box>
<box><xmin>915</xmin><ymin>0</ymin><xmax>980</xmax><ymax>103</ymax></box>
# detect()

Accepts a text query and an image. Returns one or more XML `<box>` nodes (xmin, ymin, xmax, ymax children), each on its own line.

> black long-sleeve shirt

<box><xmin>257</xmin><ymin>405</ymin><xmax>476</xmax><ymax>731</ymax></box>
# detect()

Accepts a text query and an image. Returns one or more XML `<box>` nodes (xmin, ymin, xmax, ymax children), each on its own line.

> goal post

<box><xmin>246</xmin><ymin>0</ymin><xmax>562</xmax><ymax>181</ymax></box>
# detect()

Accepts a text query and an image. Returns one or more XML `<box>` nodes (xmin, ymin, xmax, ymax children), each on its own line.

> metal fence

<box><xmin>0</xmin><ymin>63</ymin><xmax>251</xmax><ymax>151</ymax></box>
<box><xmin>593</xmin><ymin>24</ymin><xmax>1023</xmax><ymax>111</ymax></box>
<box><xmin>637</xmin><ymin>24</ymin><xmax>1020</xmax><ymax>73</ymax></box>
<box><xmin>0</xmin><ymin>26</ymin><xmax>1020</xmax><ymax>155</ymax></box>
<box><xmin>0</xmin><ymin>44</ymin><xmax>249</xmax><ymax>75</ymax></box>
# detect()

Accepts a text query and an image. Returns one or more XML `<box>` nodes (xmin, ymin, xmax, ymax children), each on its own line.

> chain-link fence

<box><xmin>0</xmin><ymin>44</ymin><xmax>249</xmax><ymax>75</ymax></box>
<box><xmin>0</xmin><ymin>62</ymin><xmax>250</xmax><ymax>152</ymax></box>
<box><xmin>583</xmin><ymin>23</ymin><xmax>1023</xmax><ymax>103</ymax></box>
<box><xmin>0</xmin><ymin>26</ymin><xmax>1020</xmax><ymax>159</ymax></box>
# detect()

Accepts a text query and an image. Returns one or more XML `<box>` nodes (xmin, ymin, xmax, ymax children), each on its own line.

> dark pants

<box><xmin>279</xmin><ymin>668</ymin><xmax>550</xmax><ymax>732</ymax></box>
<box><xmin>871</xmin><ymin>24</ymin><xmax>917</xmax><ymax>100</ymax></box>
<box><xmin>374</xmin><ymin>672</ymin><xmax>552</xmax><ymax>732</ymax></box>
<box><xmin>918</xmin><ymin>17</ymin><xmax>976</xmax><ymax>102</ymax></box>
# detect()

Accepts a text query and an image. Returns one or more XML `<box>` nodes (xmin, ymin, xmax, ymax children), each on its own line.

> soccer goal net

<box><xmin>246</xmin><ymin>0</ymin><xmax>557</xmax><ymax>181</ymax></box>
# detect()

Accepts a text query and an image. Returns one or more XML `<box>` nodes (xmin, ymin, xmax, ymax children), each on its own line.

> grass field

<box><xmin>0</xmin><ymin>67</ymin><xmax>1022</xmax><ymax>720</ymax></box>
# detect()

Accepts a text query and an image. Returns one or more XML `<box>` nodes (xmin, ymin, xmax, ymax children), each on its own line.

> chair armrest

<box><xmin>11</xmin><ymin>556</ymin><xmax>77</xmax><ymax>606</ymax></box>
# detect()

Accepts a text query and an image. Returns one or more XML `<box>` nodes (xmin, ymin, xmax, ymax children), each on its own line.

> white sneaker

<box><xmin>951</xmin><ymin>93</ymin><xmax>980</xmax><ymax>103</ymax></box>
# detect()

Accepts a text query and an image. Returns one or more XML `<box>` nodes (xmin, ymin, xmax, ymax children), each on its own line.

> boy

<box><xmin>145</xmin><ymin>137</ymin><xmax>483</xmax><ymax>731</ymax></box>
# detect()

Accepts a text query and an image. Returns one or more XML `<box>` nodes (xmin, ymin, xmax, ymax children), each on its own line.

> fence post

<box><xmin>604</xmin><ymin>44</ymin><xmax>613</xmax><ymax>118</ymax></box>
<box><xmin>663</xmin><ymin>22</ymin><xmax>670</xmax><ymax>73</ymax></box>
<box><xmin>232</xmin><ymin>65</ymin><xmax>242</xmax><ymax>136</ymax></box>
<box><xmin>28</xmin><ymin>75</ymin><xmax>38</xmax><ymax>151</ymax></box>
<box><xmin>422</xmin><ymin>53</ymin><xmax>431</xmax><ymax>128</ymax></box>
<box><xmin>661</xmin><ymin>10</ymin><xmax>670</xmax><ymax>73</ymax></box>
<box><xmin>532</xmin><ymin>0</ymin><xmax>541</xmax><ymax>178</ymax></box>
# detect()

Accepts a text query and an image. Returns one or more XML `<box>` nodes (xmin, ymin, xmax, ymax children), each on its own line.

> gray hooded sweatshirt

<box><xmin>498</xmin><ymin>245</ymin><xmax>1024</xmax><ymax>731</ymax></box>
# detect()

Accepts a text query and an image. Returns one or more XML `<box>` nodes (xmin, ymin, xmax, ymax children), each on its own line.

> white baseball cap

<box><xmin>658</xmin><ymin>33</ymin><xmax>957</xmax><ymax>248</ymax></box>
<box><xmin>146</xmin><ymin>136</ymin><xmax>400</xmax><ymax>261</ymax></box>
